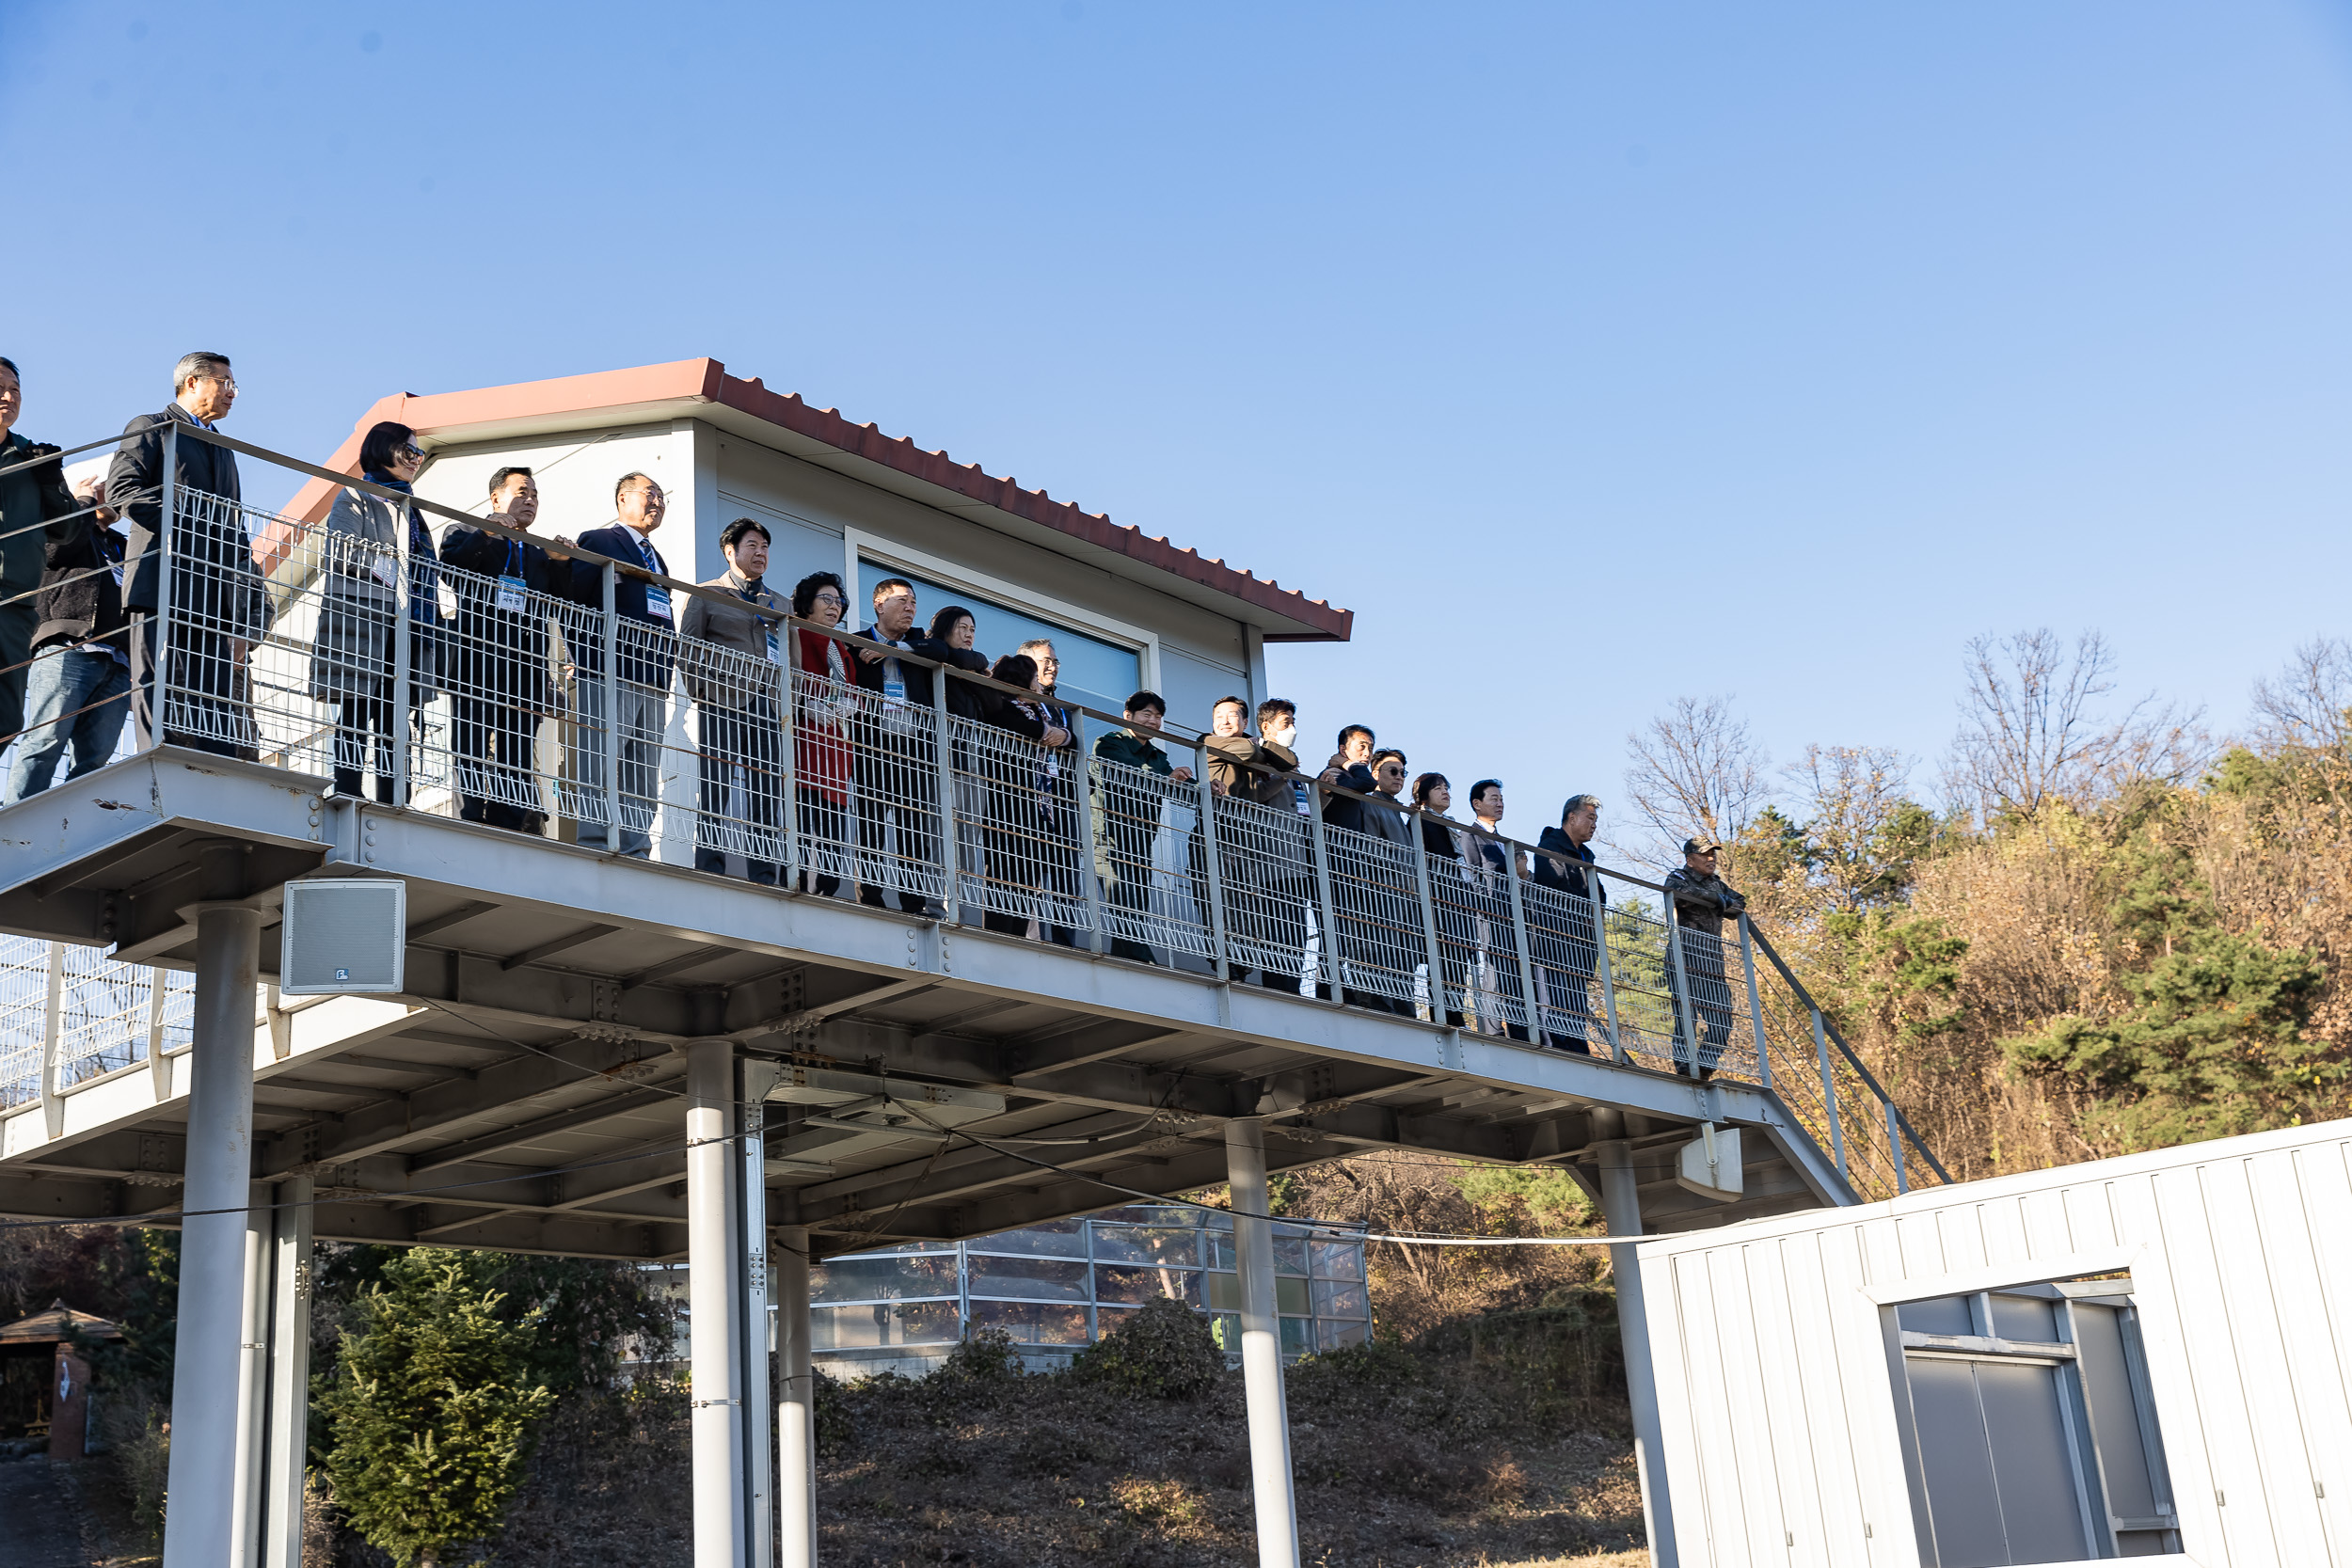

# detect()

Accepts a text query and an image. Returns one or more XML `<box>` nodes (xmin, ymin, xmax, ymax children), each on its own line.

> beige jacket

<box><xmin>677</xmin><ymin>570</ymin><xmax>787</xmax><ymax>708</ymax></box>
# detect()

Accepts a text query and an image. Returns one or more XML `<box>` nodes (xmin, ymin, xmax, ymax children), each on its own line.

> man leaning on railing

<box><xmin>678</xmin><ymin>517</ymin><xmax>788</xmax><ymax>887</ymax></box>
<box><xmin>1662</xmin><ymin>837</ymin><xmax>1746</xmax><ymax>1081</ymax></box>
<box><xmin>1533</xmin><ymin>794</ymin><xmax>1605</xmax><ymax>1054</ymax></box>
<box><xmin>568</xmin><ymin>472</ymin><xmax>674</xmax><ymax>858</ymax></box>
<box><xmin>5</xmin><ymin>468</ymin><xmax>132</xmax><ymax>805</ymax></box>
<box><xmin>105</xmin><ymin>350</ymin><xmax>265</xmax><ymax>760</ymax></box>
<box><xmin>0</xmin><ymin>356</ymin><xmax>82</xmax><ymax>749</ymax></box>
<box><xmin>1204</xmin><ymin>695</ymin><xmax>1306</xmax><ymax>989</ymax></box>
<box><xmin>439</xmin><ymin>467</ymin><xmax>571</xmax><ymax>835</ymax></box>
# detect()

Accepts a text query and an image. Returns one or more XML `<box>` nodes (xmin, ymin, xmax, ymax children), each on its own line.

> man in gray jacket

<box><xmin>678</xmin><ymin>517</ymin><xmax>788</xmax><ymax>884</ymax></box>
<box><xmin>105</xmin><ymin>351</ymin><xmax>263</xmax><ymax>758</ymax></box>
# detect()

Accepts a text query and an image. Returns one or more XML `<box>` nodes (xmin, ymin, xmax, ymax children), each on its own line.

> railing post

<box><xmin>1069</xmin><ymin>713</ymin><xmax>1106</xmax><ymax>953</ymax></box>
<box><xmin>778</xmin><ymin>618</ymin><xmax>800</xmax><ymax>891</ymax></box>
<box><xmin>1305</xmin><ymin>782</ymin><xmax>1345</xmax><ymax>999</ymax></box>
<box><xmin>1812</xmin><ymin>1006</ymin><xmax>1848</xmax><ymax>1180</ymax></box>
<box><xmin>599</xmin><ymin>561</ymin><xmax>622</xmax><ymax>848</ymax></box>
<box><xmin>1500</xmin><ymin>834</ymin><xmax>1539</xmax><ymax>1043</ymax></box>
<box><xmin>930</xmin><ymin>665</ymin><xmax>958</xmax><ymax>924</ymax></box>
<box><xmin>1589</xmin><ymin>870</ymin><xmax>1626</xmax><ymax>1064</ymax></box>
<box><xmin>1884</xmin><ymin>1099</ymin><xmax>1909</xmax><ymax>1195</ymax></box>
<box><xmin>1408</xmin><ymin>811</ymin><xmax>1447</xmax><ymax>1023</ymax></box>
<box><xmin>39</xmin><ymin>942</ymin><xmax>65</xmax><ymax>1141</ymax></box>
<box><xmin>1661</xmin><ymin>892</ymin><xmax>1700</xmax><ymax>1073</ymax></box>
<box><xmin>1738</xmin><ymin>912</ymin><xmax>1772</xmax><ymax>1089</ymax></box>
<box><xmin>1194</xmin><ymin>741</ymin><xmax>1230</xmax><ymax>977</ymax></box>
<box><xmin>390</xmin><ymin>511</ymin><xmax>412</xmax><ymax>807</ymax></box>
<box><xmin>152</xmin><ymin>421</ymin><xmax>178</xmax><ymax>751</ymax></box>
<box><xmin>146</xmin><ymin>966</ymin><xmax>171</xmax><ymax>1102</ymax></box>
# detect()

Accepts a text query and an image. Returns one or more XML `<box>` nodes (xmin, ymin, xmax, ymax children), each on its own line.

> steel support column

<box><xmin>261</xmin><ymin>1175</ymin><xmax>315</xmax><ymax>1568</ymax></box>
<box><xmin>163</xmin><ymin>885</ymin><xmax>263</xmax><ymax>1568</ymax></box>
<box><xmin>1225</xmin><ymin>1118</ymin><xmax>1299</xmax><ymax>1568</ymax></box>
<box><xmin>774</xmin><ymin>1219</ymin><xmax>817</xmax><ymax>1568</ymax></box>
<box><xmin>1591</xmin><ymin>1107</ymin><xmax>1677</xmax><ymax>1568</ymax></box>
<box><xmin>231</xmin><ymin>1180</ymin><xmax>271</xmax><ymax>1568</ymax></box>
<box><xmin>740</xmin><ymin>1089</ymin><xmax>774</xmax><ymax>1568</ymax></box>
<box><xmin>688</xmin><ymin>1037</ymin><xmax>747</xmax><ymax>1568</ymax></box>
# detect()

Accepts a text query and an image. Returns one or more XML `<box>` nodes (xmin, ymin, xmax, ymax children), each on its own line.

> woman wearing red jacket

<box><xmin>789</xmin><ymin>572</ymin><xmax>855</xmax><ymax>896</ymax></box>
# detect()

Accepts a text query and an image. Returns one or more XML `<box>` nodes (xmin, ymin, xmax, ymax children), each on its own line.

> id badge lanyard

<box><xmin>496</xmin><ymin>539</ymin><xmax>528</xmax><ymax>612</ymax></box>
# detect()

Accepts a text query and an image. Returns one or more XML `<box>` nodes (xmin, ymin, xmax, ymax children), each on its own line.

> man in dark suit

<box><xmin>849</xmin><ymin>576</ymin><xmax>943</xmax><ymax>914</ymax></box>
<box><xmin>567</xmin><ymin>472</ymin><xmax>675</xmax><ymax>856</ymax></box>
<box><xmin>0</xmin><ymin>356</ymin><xmax>82</xmax><ymax>745</ymax></box>
<box><xmin>104</xmin><ymin>351</ymin><xmax>264</xmax><ymax>758</ymax></box>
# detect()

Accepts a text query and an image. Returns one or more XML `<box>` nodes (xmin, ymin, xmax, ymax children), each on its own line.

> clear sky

<box><xmin>8</xmin><ymin>2</ymin><xmax>2348</xmax><ymax>849</ymax></box>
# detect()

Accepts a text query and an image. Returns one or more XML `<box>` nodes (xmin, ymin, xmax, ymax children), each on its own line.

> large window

<box><xmin>1891</xmin><ymin>1278</ymin><xmax>2178</xmax><ymax>1565</ymax></box>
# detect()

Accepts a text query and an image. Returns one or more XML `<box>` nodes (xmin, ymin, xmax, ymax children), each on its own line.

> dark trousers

<box><xmin>693</xmin><ymin>700</ymin><xmax>782</xmax><ymax>883</ymax></box>
<box><xmin>1669</xmin><ymin>943</ymin><xmax>1735</xmax><ymax>1076</ymax></box>
<box><xmin>0</xmin><ymin>600</ymin><xmax>35</xmax><ymax>742</ymax></box>
<box><xmin>798</xmin><ymin>790</ymin><xmax>847</xmax><ymax>896</ymax></box>
<box><xmin>1104</xmin><ymin>814</ymin><xmax>1157</xmax><ymax>963</ymax></box>
<box><xmin>456</xmin><ymin>698</ymin><xmax>540</xmax><ymax>829</ymax></box>
<box><xmin>332</xmin><ymin>686</ymin><xmax>420</xmax><ymax>803</ymax></box>
<box><xmin>130</xmin><ymin>612</ymin><xmax>249</xmax><ymax>759</ymax></box>
<box><xmin>854</xmin><ymin>728</ymin><xmax>939</xmax><ymax>912</ymax></box>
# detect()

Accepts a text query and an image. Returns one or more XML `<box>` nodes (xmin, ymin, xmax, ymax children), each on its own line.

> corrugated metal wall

<box><xmin>1638</xmin><ymin>1117</ymin><xmax>2352</xmax><ymax>1566</ymax></box>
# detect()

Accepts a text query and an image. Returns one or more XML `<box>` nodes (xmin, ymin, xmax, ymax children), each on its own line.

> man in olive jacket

<box><xmin>678</xmin><ymin>517</ymin><xmax>789</xmax><ymax>885</ymax></box>
<box><xmin>0</xmin><ymin>357</ymin><xmax>83</xmax><ymax>742</ymax></box>
<box><xmin>1204</xmin><ymin>696</ymin><xmax>1311</xmax><ymax>989</ymax></box>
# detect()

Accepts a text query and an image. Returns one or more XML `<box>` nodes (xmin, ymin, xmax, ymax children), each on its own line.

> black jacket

<box><xmin>105</xmin><ymin>405</ymin><xmax>245</xmax><ymax>616</ymax></box>
<box><xmin>569</xmin><ymin>524</ymin><xmax>675</xmax><ymax>687</ymax></box>
<box><xmin>1534</xmin><ymin>827</ymin><xmax>1602</xmax><ymax>905</ymax></box>
<box><xmin>850</xmin><ymin>622</ymin><xmax>936</xmax><ymax>707</ymax></box>
<box><xmin>439</xmin><ymin>522</ymin><xmax>570</xmax><ymax>711</ymax></box>
<box><xmin>1320</xmin><ymin>763</ymin><xmax>1377</xmax><ymax>834</ymax></box>
<box><xmin>914</xmin><ymin>641</ymin><xmax>1049</xmax><ymax>742</ymax></box>
<box><xmin>31</xmin><ymin>509</ymin><xmax>127</xmax><ymax>654</ymax></box>
<box><xmin>0</xmin><ymin>432</ymin><xmax>78</xmax><ymax>600</ymax></box>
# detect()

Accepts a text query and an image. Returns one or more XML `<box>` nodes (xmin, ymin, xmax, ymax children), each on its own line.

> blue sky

<box><xmin>8</xmin><ymin>2</ymin><xmax>2348</xmax><ymax>848</ymax></box>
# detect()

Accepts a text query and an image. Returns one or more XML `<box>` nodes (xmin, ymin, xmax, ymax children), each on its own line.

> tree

<box><xmin>317</xmin><ymin>1248</ymin><xmax>556</xmax><ymax>1568</ymax></box>
<box><xmin>1781</xmin><ymin>744</ymin><xmax>1931</xmax><ymax>911</ymax></box>
<box><xmin>1946</xmin><ymin>628</ymin><xmax>2206</xmax><ymax>824</ymax></box>
<box><xmin>1621</xmin><ymin>694</ymin><xmax>1771</xmax><ymax>861</ymax></box>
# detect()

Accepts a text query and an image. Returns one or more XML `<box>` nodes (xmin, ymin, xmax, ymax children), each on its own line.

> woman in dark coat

<box><xmin>1412</xmin><ymin>771</ymin><xmax>1470</xmax><ymax>1029</ymax></box>
<box><xmin>790</xmin><ymin>571</ymin><xmax>856</xmax><ymax>895</ymax></box>
<box><xmin>308</xmin><ymin>421</ymin><xmax>442</xmax><ymax>803</ymax></box>
<box><xmin>909</xmin><ymin>606</ymin><xmax>1069</xmax><ymax>922</ymax></box>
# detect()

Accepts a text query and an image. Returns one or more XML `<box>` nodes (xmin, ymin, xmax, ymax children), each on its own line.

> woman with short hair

<box><xmin>308</xmin><ymin>421</ymin><xmax>442</xmax><ymax>802</ymax></box>
<box><xmin>789</xmin><ymin>570</ymin><xmax>855</xmax><ymax>895</ymax></box>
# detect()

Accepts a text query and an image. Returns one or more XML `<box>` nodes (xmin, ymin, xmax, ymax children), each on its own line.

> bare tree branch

<box><xmin>1784</xmin><ymin>744</ymin><xmax>1915</xmax><ymax>910</ymax></box>
<box><xmin>2250</xmin><ymin>637</ymin><xmax>2352</xmax><ymax>759</ymax></box>
<box><xmin>1620</xmin><ymin>694</ymin><xmax>1771</xmax><ymax>862</ymax></box>
<box><xmin>1944</xmin><ymin>628</ymin><xmax>2209</xmax><ymax>821</ymax></box>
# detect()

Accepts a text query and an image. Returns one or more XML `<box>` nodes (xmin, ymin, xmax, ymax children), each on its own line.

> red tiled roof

<box><xmin>281</xmin><ymin>358</ymin><xmax>1350</xmax><ymax>641</ymax></box>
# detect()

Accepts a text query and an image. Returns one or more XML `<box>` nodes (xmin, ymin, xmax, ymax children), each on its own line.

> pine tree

<box><xmin>316</xmin><ymin>1248</ymin><xmax>556</xmax><ymax>1568</ymax></box>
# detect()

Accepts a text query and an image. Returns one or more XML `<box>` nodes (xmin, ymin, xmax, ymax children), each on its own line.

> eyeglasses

<box><xmin>199</xmin><ymin>375</ymin><xmax>239</xmax><ymax>390</ymax></box>
<box><xmin>394</xmin><ymin>443</ymin><xmax>426</xmax><ymax>463</ymax></box>
<box><xmin>814</xmin><ymin>593</ymin><xmax>846</xmax><ymax>607</ymax></box>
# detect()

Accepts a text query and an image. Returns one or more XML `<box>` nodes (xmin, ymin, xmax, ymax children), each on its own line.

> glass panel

<box><xmin>1317</xmin><ymin>1319</ymin><xmax>1370</xmax><ymax>1352</ymax></box>
<box><xmin>1092</xmin><ymin>1226</ymin><xmax>1203</xmax><ymax>1267</ymax></box>
<box><xmin>1272</xmin><ymin>1234</ymin><xmax>1308</xmax><ymax>1277</ymax></box>
<box><xmin>1311</xmin><ymin>1241</ymin><xmax>1365</xmax><ymax>1280</ymax></box>
<box><xmin>1205</xmin><ymin>1271</ymin><xmax>1240</xmax><ymax>1311</ymax></box>
<box><xmin>1207</xmin><ymin>1234</ymin><xmax>1237</xmax><ymax>1272</ymax></box>
<box><xmin>1096</xmin><ymin>1264</ymin><xmax>1202</xmax><ymax>1306</ymax></box>
<box><xmin>1898</xmin><ymin>1293</ymin><xmax>1978</xmax><ymax>1337</ymax></box>
<box><xmin>966</xmin><ymin>1255</ymin><xmax>1090</xmax><ymax>1302</ymax></box>
<box><xmin>808</xmin><ymin>1254</ymin><xmax>960</xmax><ymax>1303</ymax></box>
<box><xmin>879</xmin><ymin>567</ymin><xmax>1141</xmax><ymax>718</ymax></box>
<box><xmin>1275</xmin><ymin>1276</ymin><xmax>1310</xmax><ymax>1315</ymax></box>
<box><xmin>834</xmin><ymin>1242</ymin><xmax>953</xmax><ymax>1258</ymax></box>
<box><xmin>966</xmin><ymin>1218</ymin><xmax>1088</xmax><ymax>1259</ymax></box>
<box><xmin>1988</xmin><ymin>1292</ymin><xmax>2058</xmax><ymax>1342</ymax></box>
<box><xmin>1904</xmin><ymin>1356</ymin><xmax>2010</xmax><ymax>1568</ymax></box>
<box><xmin>2071</xmin><ymin>1304</ymin><xmax>2165</xmax><ymax>1524</ymax></box>
<box><xmin>809</xmin><ymin>1300</ymin><xmax>962</xmax><ymax>1351</ymax></box>
<box><xmin>1976</xmin><ymin>1360</ymin><xmax>2091</xmax><ymax>1562</ymax></box>
<box><xmin>968</xmin><ymin>1300</ymin><xmax>1089</xmax><ymax>1345</ymax></box>
<box><xmin>1279</xmin><ymin>1317</ymin><xmax>1311</xmax><ymax>1357</ymax></box>
<box><xmin>1212</xmin><ymin>1311</ymin><xmax>1240</xmax><ymax>1352</ymax></box>
<box><xmin>1311</xmin><ymin>1279</ymin><xmax>1369</xmax><ymax>1320</ymax></box>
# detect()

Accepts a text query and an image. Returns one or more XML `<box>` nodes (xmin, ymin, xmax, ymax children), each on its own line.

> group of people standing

<box><xmin>0</xmin><ymin>350</ymin><xmax>1751</xmax><ymax>1075</ymax></box>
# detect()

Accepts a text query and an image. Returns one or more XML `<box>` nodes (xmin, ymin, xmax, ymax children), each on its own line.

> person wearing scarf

<box><xmin>307</xmin><ymin>420</ymin><xmax>443</xmax><ymax>802</ymax></box>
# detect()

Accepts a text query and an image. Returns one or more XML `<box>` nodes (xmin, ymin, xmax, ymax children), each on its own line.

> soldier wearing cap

<box><xmin>1662</xmin><ymin>836</ymin><xmax>1747</xmax><ymax>1079</ymax></box>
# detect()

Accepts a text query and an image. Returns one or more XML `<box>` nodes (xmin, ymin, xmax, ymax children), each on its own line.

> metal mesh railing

<box><xmin>3</xmin><ymin>421</ymin><xmax>1947</xmax><ymax>1196</ymax></box>
<box><xmin>0</xmin><ymin>940</ymin><xmax>195</xmax><ymax>1108</ymax></box>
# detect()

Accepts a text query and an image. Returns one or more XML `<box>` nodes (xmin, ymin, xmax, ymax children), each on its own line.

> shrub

<box><xmin>937</xmin><ymin>1325</ymin><xmax>1023</xmax><ymax>1386</ymax></box>
<box><xmin>1069</xmin><ymin>1295</ymin><xmax>1224</xmax><ymax>1399</ymax></box>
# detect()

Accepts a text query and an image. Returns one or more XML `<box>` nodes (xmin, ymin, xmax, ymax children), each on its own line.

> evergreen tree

<box><xmin>317</xmin><ymin>1248</ymin><xmax>556</xmax><ymax>1568</ymax></box>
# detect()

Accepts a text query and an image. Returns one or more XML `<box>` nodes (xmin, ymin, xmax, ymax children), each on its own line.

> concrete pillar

<box><xmin>740</xmin><ymin>1096</ymin><xmax>773</xmax><ymax>1568</ymax></box>
<box><xmin>163</xmin><ymin>882</ymin><xmax>263</xmax><ymax>1568</ymax></box>
<box><xmin>1591</xmin><ymin>1107</ymin><xmax>1677</xmax><ymax>1568</ymax></box>
<box><xmin>261</xmin><ymin>1174</ymin><xmax>315</xmax><ymax>1568</ymax></box>
<box><xmin>230</xmin><ymin>1182</ymin><xmax>271</xmax><ymax>1568</ymax></box>
<box><xmin>1224</xmin><ymin>1118</ymin><xmax>1299</xmax><ymax>1568</ymax></box>
<box><xmin>687</xmin><ymin>1037</ymin><xmax>747</xmax><ymax>1568</ymax></box>
<box><xmin>775</xmin><ymin>1219</ymin><xmax>817</xmax><ymax>1568</ymax></box>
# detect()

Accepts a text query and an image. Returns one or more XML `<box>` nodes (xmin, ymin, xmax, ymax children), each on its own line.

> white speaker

<box><xmin>1674</xmin><ymin>1124</ymin><xmax>1743</xmax><ymax>1203</ymax></box>
<box><xmin>280</xmin><ymin>879</ymin><xmax>408</xmax><ymax>995</ymax></box>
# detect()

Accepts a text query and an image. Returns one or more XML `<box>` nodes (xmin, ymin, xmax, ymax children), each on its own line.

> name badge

<box><xmin>645</xmin><ymin>586</ymin><xmax>674</xmax><ymax>622</ymax></box>
<box><xmin>765</xmin><ymin>629</ymin><xmax>784</xmax><ymax>666</ymax></box>
<box><xmin>883</xmin><ymin>675</ymin><xmax>907</xmax><ymax>705</ymax></box>
<box><xmin>496</xmin><ymin>575</ymin><xmax>528</xmax><ymax>612</ymax></box>
<box><xmin>110</xmin><ymin>564</ymin><xmax>125</xmax><ymax>589</ymax></box>
<box><xmin>370</xmin><ymin>554</ymin><xmax>399</xmax><ymax>590</ymax></box>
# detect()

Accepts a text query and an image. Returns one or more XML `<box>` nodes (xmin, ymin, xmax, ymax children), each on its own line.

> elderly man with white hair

<box><xmin>105</xmin><ymin>350</ymin><xmax>266</xmax><ymax>758</ymax></box>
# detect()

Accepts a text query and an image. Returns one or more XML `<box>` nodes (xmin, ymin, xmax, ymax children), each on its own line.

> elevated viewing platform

<box><xmin>0</xmin><ymin>367</ymin><xmax>1942</xmax><ymax>1568</ymax></box>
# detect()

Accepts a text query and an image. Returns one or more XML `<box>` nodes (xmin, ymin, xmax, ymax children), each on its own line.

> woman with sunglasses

<box><xmin>308</xmin><ymin>420</ymin><xmax>443</xmax><ymax>802</ymax></box>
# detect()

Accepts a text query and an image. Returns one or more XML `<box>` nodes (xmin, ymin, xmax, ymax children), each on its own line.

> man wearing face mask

<box><xmin>105</xmin><ymin>351</ymin><xmax>264</xmax><ymax>757</ymax></box>
<box><xmin>0</xmin><ymin>357</ymin><xmax>82</xmax><ymax>748</ymax></box>
<box><xmin>568</xmin><ymin>472</ymin><xmax>674</xmax><ymax>857</ymax></box>
<box><xmin>1324</xmin><ymin>747</ymin><xmax>1418</xmax><ymax>1013</ymax></box>
<box><xmin>850</xmin><ymin>577</ymin><xmax>944</xmax><ymax>914</ymax></box>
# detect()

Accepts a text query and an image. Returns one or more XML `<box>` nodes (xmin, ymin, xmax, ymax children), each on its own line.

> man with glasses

<box><xmin>106</xmin><ymin>352</ymin><xmax>264</xmax><ymax>758</ymax></box>
<box><xmin>568</xmin><ymin>472</ymin><xmax>674</xmax><ymax>857</ymax></box>
<box><xmin>850</xmin><ymin>577</ymin><xmax>944</xmax><ymax>914</ymax></box>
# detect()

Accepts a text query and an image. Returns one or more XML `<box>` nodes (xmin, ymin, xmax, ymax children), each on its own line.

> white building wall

<box><xmin>1637</xmin><ymin>1117</ymin><xmax>2352</xmax><ymax>1567</ymax></box>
